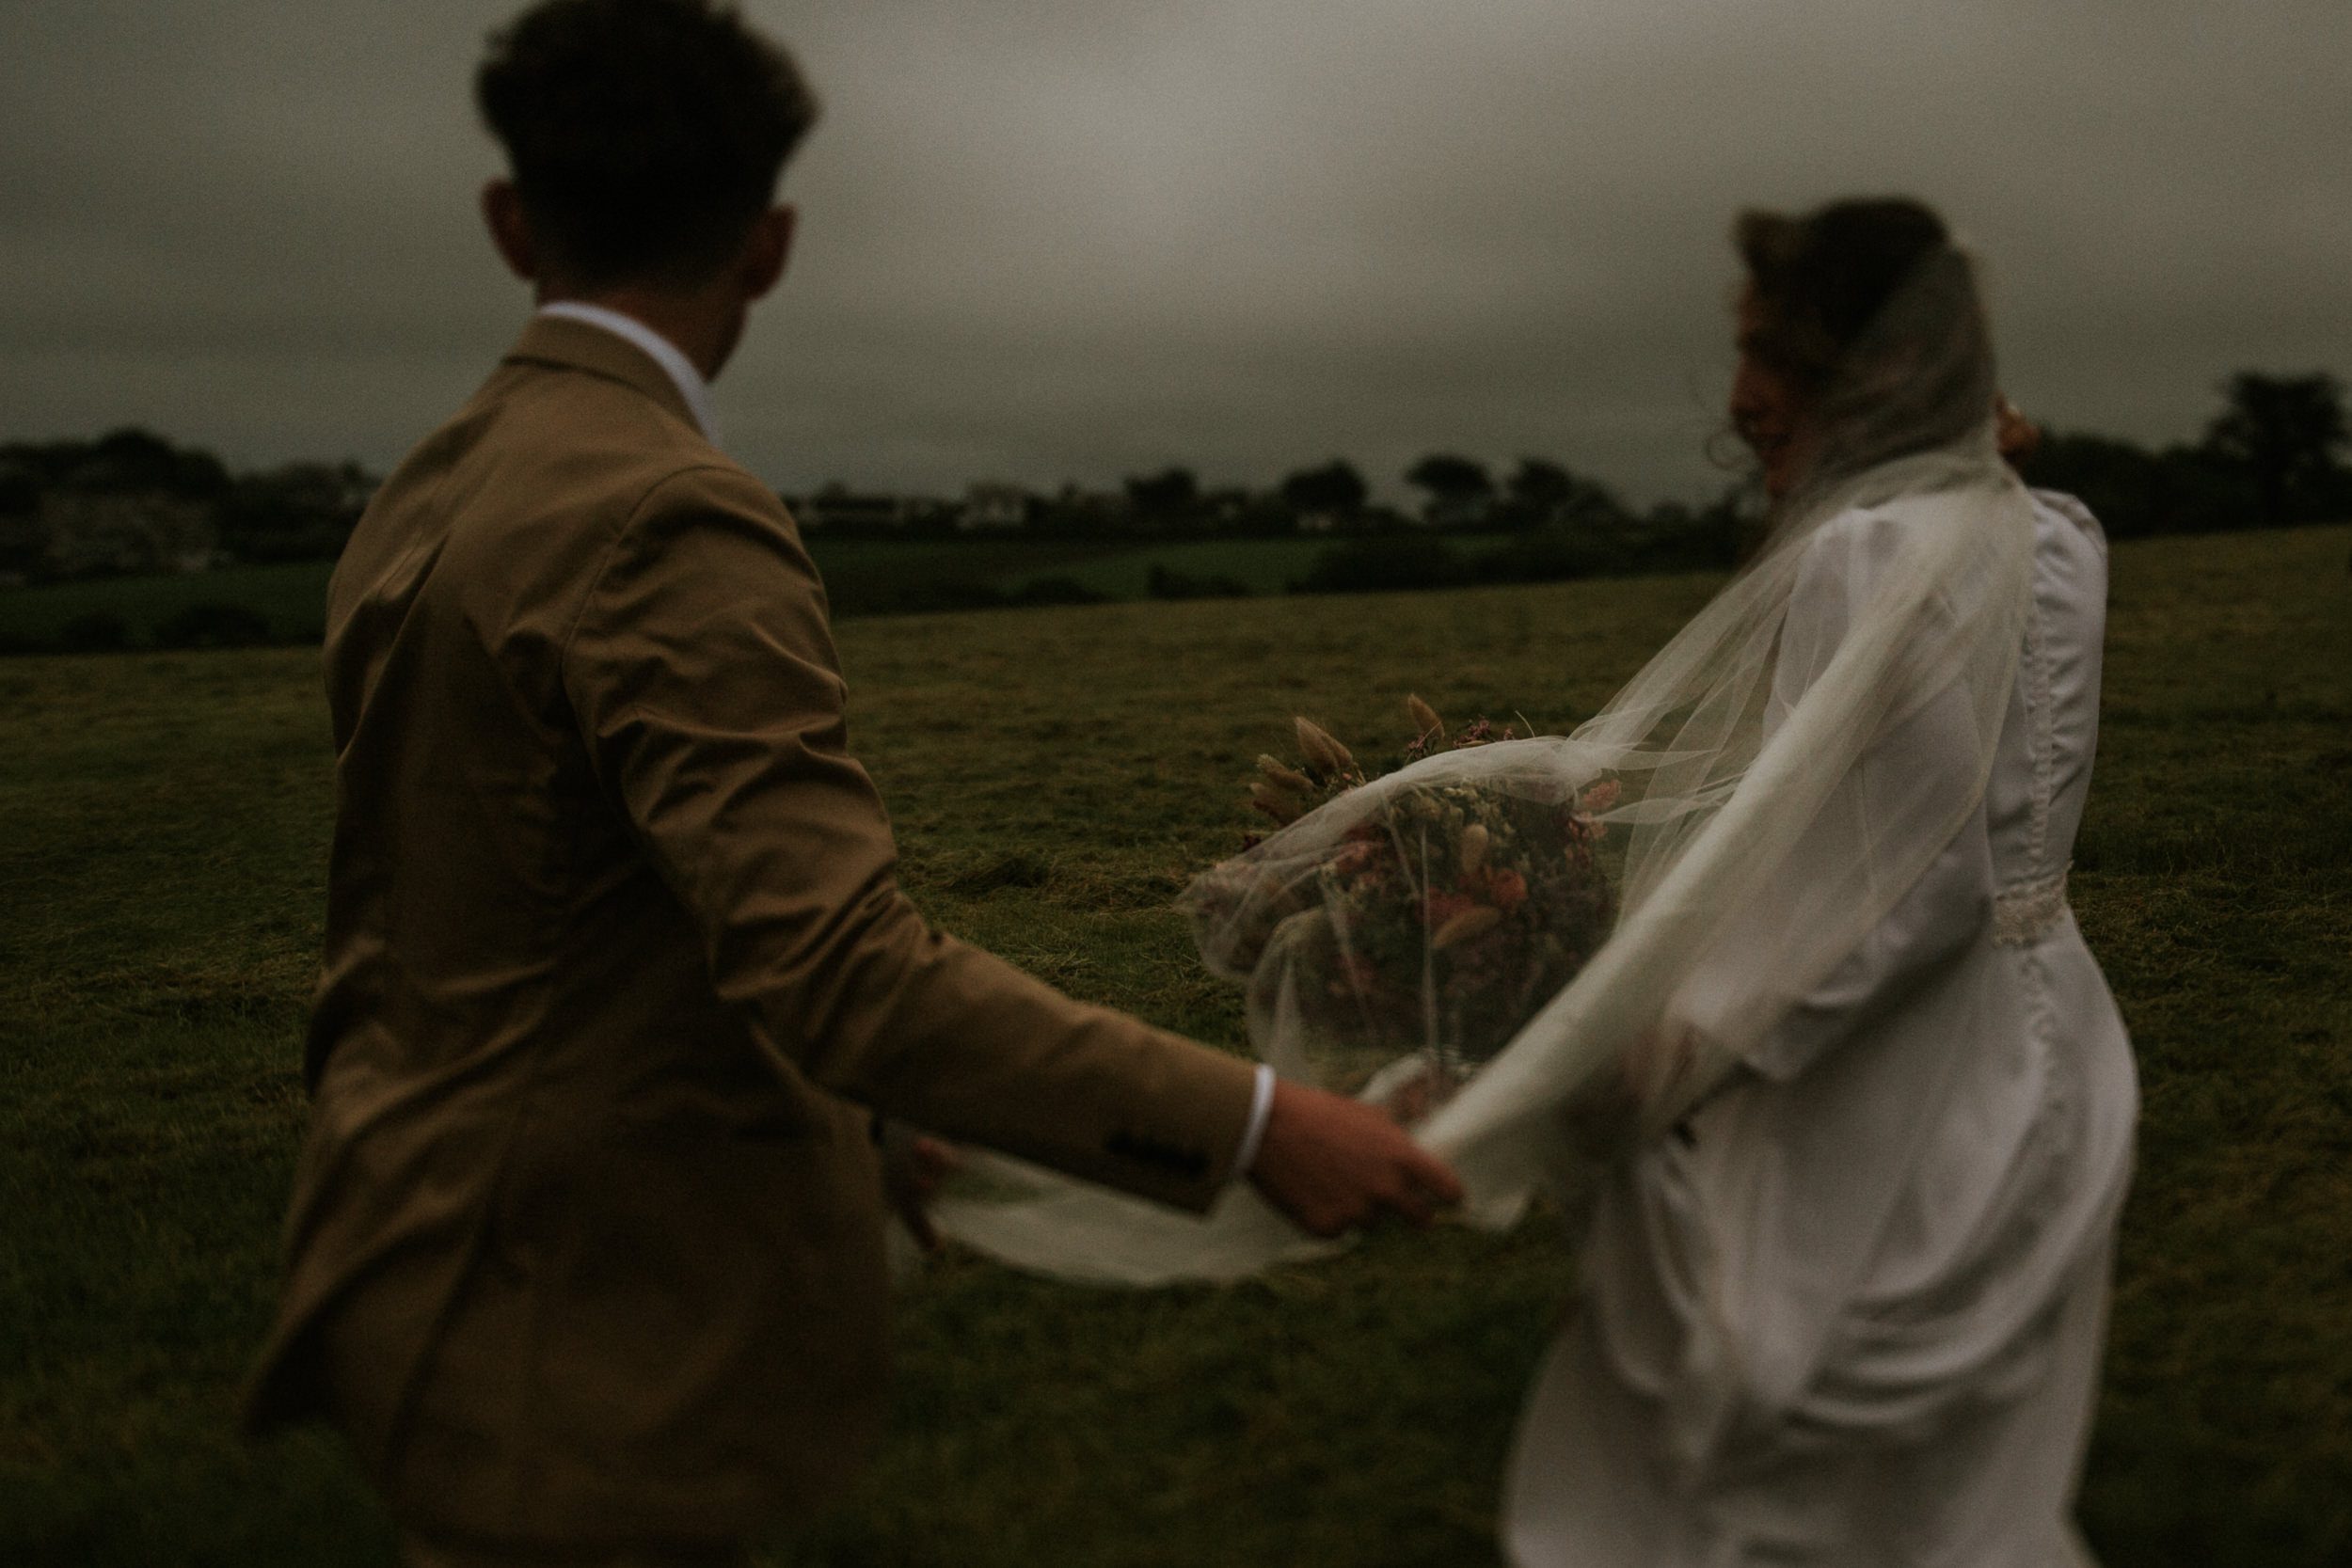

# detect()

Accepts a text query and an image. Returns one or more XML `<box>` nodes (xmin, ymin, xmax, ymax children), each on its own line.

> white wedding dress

<box><xmin>928</xmin><ymin>235</ymin><xmax>2131</xmax><ymax>1560</ymax></box>
<box><xmin>1502</xmin><ymin>487</ymin><xmax>2137</xmax><ymax>1566</ymax></box>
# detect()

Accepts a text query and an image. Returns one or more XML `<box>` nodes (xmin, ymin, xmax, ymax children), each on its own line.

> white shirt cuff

<box><xmin>1232</xmin><ymin>1064</ymin><xmax>1277</xmax><ymax>1176</ymax></box>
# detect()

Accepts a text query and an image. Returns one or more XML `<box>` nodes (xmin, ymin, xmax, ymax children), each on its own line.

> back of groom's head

<box><xmin>477</xmin><ymin>0</ymin><xmax>819</xmax><ymax>291</ymax></box>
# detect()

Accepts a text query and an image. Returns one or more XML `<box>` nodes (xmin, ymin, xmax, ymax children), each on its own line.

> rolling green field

<box><xmin>3</xmin><ymin>527</ymin><xmax>2349</xmax><ymax>1566</ymax></box>
<box><xmin>0</xmin><ymin>560</ymin><xmax>339</xmax><ymax>649</ymax></box>
<box><xmin>803</xmin><ymin>532</ymin><xmax>1332</xmax><ymax>605</ymax></box>
<box><xmin>0</xmin><ymin>536</ymin><xmax>1339</xmax><ymax>652</ymax></box>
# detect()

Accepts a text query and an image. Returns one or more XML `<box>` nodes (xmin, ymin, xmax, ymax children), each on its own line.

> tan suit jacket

<box><xmin>245</xmin><ymin>316</ymin><xmax>1256</xmax><ymax>1547</ymax></box>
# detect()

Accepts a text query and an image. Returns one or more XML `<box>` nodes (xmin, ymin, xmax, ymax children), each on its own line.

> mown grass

<box><xmin>2</xmin><ymin>527</ymin><xmax>2347</xmax><ymax>1566</ymax></box>
<box><xmin>998</xmin><ymin>535</ymin><xmax>1333</xmax><ymax>598</ymax></box>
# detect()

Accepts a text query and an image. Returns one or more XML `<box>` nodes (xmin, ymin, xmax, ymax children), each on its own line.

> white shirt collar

<box><xmin>534</xmin><ymin>301</ymin><xmax>721</xmax><ymax>446</ymax></box>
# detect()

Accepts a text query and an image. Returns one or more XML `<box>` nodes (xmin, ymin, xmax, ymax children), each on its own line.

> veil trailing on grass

<box><xmin>933</xmin><ymin>239</ymin><xmax>2036</xmax><ymax>1285</ymax></box>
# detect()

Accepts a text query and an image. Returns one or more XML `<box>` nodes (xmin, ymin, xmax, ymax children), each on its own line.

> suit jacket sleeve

<box><xmin>561</xmin><ymin>464</ymin><xmax>1256</xmax><ymax>1211</ymax></box>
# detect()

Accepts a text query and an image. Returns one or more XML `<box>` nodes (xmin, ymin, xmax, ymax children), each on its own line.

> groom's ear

<box><xmin>739</xmin><ymin>204</ymin><xmax>795</xmax><ymax>303</ymax></box>
<box><xmin>483</xmin><ymin>179</ymin><xmax>540</xmax><ymax>285</ymax></box>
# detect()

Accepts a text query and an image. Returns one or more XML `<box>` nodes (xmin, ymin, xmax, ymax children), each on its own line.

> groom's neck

<box><xmin>537</xmin><ymin>279</ymin><xmax>745</xmax><ymax>385</ymax></box>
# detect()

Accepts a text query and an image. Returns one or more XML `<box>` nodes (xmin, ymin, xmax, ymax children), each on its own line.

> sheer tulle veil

<box><xmin>932</xmin><ymin>226</ymin><xmax>2037</xmax><ymax>1285</ymax></box>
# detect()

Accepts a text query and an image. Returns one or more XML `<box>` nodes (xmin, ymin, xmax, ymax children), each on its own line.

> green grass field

<box><xmin>0</xmin><ymin>560</ymin><xmax>338</xmax><ymax>649</ymax></box>
<box><xmin>0</xmin><ymin>536</ymin><xmax>1338</xmax><ymax>652</ymax></box>
<box><xmin>802</xmin><ymin>533</ymin><xmax>1125</xmax><ymax>608</ymax></box>
<box><xmin>3</xmin><ymin>527</ymin><xmax>2348</xmax><ymax>1565</ymax></box>
<box><xmin>1000</xmin><ymin>534</ymin><xmax>1333</xmax><ymax>598</ymax></box>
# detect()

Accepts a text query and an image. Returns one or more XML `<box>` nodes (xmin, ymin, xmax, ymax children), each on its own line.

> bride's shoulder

<box><xmin>2026</xmin><ymin>487</ymin><xmax>2109</xmax><ymax>559</ymax></box>
<box><xmin>1784</xmin><ymin>494</ymin><xmax>1980</xmax><ymax>621</ymax></box>
<box><xmin>1793</xmin><ymin>499</ymin><xmax>1914</xmax><ymax>579</ymax></box>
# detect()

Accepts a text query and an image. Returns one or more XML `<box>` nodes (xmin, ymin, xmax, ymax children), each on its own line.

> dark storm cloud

<box><xmin>5</xmin><ymin>0</ymin><xmax>2348</xmax><ymax>503</ymax></box>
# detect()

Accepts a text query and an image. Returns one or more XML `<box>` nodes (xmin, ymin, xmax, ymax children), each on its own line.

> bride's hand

<box><xmin>1367</xmin><ymin>1057</ymin><xmax>1454</xmax><ymax>1127</ymax></box>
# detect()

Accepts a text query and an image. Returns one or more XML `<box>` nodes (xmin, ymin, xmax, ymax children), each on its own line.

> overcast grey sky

<box><xmin>5</xmin><ymin>0</ymin><xmax>2348</xmax><ymax>505</ymax></box>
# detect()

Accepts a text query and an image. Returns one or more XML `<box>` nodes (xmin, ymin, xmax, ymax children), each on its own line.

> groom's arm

<box><xmin>563</xmin><ymin>463</ymin><xmax>1453</xmax><ymax>1224</ymax></box>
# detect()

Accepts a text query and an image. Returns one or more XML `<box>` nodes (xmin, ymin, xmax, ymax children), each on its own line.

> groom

<box><xmin>243</xmin><ymin>3</ymin><xmax>1458</xmax><ymax>1563</ymax></box>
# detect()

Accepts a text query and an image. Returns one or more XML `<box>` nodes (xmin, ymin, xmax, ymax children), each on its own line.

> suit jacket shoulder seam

<box><xmin>556</xmin><ymin>461</ymin><xmax>776</xmax><ymax>671</ymax></box>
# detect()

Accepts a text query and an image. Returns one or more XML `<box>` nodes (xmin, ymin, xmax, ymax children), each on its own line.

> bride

<box><xmin>1498</xmin><ymin>198</ymin><xmax>2137</xmax><ymax>1565</ymax></box>
<box><xmin>933</xmin><ymin>196</ymin><xmax>2136</xmax><ymax>1565</ymax></box>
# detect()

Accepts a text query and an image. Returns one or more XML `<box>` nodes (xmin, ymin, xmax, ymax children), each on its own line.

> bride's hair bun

<box><xmin>1734</xmin><ymin>198</ymin><xmax>1952</xmax><ymax>391</ymax></box>
<box><xmin>1736</xmin><ymin>197</ymin><xmax>1995</xmax><ymax>490</ymax></box>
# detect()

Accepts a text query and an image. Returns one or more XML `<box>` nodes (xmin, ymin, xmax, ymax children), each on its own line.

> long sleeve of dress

<box><xmin>1666</xmin><ymin>509</ymin><xmax>1996</xmax><ymax>1086</ymax></box>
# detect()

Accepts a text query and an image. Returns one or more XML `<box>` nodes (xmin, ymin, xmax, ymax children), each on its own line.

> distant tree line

<box><xmin>795</xmin><ymin>370</ymin><xmax>2351</xmax><ymax>594</ymax></box>
<box><xmin>1289</xmin><ymin>371</ymin><xmax>2352</xmax><ymax>595</ymax></box>
<box><xmin>2016</xmin><ymin>372</ymin><xmax>2352</xmax><ymax>538</ymax></box>
<box><xmin>1284</xmin><ymin>456</ymin><xmax>1748</xmax><ymax>594</ymax></box>
<box><xmin>0</xmin><ymin>429</ymin><xmax>375</xmax><ymax>586</ymax></box>
<box><xmin>2</xmin><ymin>369</ymin><xmax>2343</xmax><ymax>626</ymax></box>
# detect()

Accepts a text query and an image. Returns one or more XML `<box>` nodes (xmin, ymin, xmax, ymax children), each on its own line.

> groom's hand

<box><xmin>1248</xmin><ymin>1081</ymin><xmax>1465</xmax><ymax>1238</ymax></box>
<box><xmin>879</xmin><ymin>1124</ymin><xmax>960</xmax><ymax>1254</ymax></box>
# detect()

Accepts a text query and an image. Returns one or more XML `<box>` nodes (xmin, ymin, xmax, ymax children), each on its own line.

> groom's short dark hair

<box><xmin>477</xmin><ymin>0</ymin><xmax>819</xmax><ymax>288</ymax></box>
